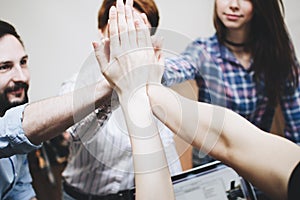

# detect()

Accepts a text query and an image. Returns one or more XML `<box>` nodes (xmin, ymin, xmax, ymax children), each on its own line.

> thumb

<box><xmin>92</xmin><ymin>40</ymin><xmax>108</xmax><ymax>73</ymax></box>
<box><xmin>152</xmin><ymin>36</ymin><xmax>164</xmax><ymax>67</ymax></box>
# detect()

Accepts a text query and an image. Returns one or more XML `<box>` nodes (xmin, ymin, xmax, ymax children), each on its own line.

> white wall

<box><xmin>285</xmin><ymin>0</ymin><xmax>300</xmax><ymax>56</ymax></box>
<box><xmin>0</xmin><ymin>0</ymin><xmax>299</xmax><ymax>101</ymax></box>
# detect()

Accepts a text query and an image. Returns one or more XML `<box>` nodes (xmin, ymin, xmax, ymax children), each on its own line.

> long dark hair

<box><xmin>214</xmin><ymin>0</ymin><xmax>299</xmax><ymax>106</ymax></box>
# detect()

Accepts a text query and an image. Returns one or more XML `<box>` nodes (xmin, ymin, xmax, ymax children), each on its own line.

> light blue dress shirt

<box><xmin>0</xmin><ymin>105</ymin><xmax>41</xmax><ymax>200</ymax></box>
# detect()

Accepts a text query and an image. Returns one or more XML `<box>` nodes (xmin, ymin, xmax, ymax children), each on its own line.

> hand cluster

<box><xmin>94</xmin><ymin>0</ymin><xmax>164</xmax><ymax>98</ymax></box>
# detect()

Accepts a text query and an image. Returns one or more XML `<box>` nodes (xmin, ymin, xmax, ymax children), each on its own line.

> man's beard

<box><xmin>0</xmin><ymin>82</ymin><xmax>29</xmax><ymax>116</ymax></box>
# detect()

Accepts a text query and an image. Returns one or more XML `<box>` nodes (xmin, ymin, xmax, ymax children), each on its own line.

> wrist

<box><xmin>119</xmin><ymin>86</ymin><xmax>153</xmax><ymax>130</ymax></box>
<box><xmin>118</xmin><ymin>85</ymin><xmax>148</xmax><ymax>103</ymax></box>
<box><xmin>146</xmin><ymin>83</ymin><xmax>163</xmax><ymax>104</ymax></box>
<box><xmin>95</xmin><ymin>79</ymin><xmax>113</xmax><ymax>106</ymax></box>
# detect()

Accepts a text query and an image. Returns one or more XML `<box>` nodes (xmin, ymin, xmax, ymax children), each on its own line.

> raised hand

<box><xmin>94</xmin><ymin>0</ymin><xmax>162</xmax><ymax>98</ymax></box>
<box><xmin>93</xmin><ymin>1</ymin><xmax>175</xmax><ymax>200</ymax></box>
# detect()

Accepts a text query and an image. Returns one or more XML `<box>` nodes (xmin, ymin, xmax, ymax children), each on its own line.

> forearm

<box><xmin>147</xmin><ymin>84</ymin><xmax>220</xmax><ymax>154</ymax></box>
<box><xmin>148</xmin><ymin>84</ymin><xmax>300</xmax><ymax>200</ymax></box>
<box><xmin>118</xmin><ymin>87</ymin><xmax>174</xmax><ymax>200</ymax></box>
<box><xmin>221</xmin><ymin>109</ymin><xmax>300</xmax><ymax>200</ymax></box>
<box><xmin>23</xmin><ymin>80</ymin><xmax>112</xmax><ymax>144</ymax></box>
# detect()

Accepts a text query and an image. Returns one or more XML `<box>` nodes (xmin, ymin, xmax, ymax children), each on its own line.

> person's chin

<box><xmin>8</xmin><ymin>96</ymin><xmax>28</xmax><ymax>107</ymax></box>
<box><xmin>9</xmin><ymin>98</ymin><xmax>24</xmax><ymax>104</ymax></box>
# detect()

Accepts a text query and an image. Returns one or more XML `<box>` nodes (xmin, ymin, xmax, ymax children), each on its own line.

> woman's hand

<box><xmin>93</xmin><ymin>0</ymin><xmax>163</xmax><ymax>99</ymax></box>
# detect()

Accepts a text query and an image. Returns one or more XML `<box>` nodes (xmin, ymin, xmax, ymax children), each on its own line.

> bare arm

<box><xmin>94</xmin><ymin>0</ymin><xmax>174</xmax><ymax>199</ymax></box>
<box><xmin>147</xmin><ymin>84</ymin><xmax>300</xmax><ymax>200</ymax></box>
<box><xmin>118</xmin><ymin>88</ymin><xmax>174</xmax><ymax>200</ymax></box>
<box><xmin>23</xmin><ymin>79</ymin><xmax>112</xmax><ymax>145</ymax></box>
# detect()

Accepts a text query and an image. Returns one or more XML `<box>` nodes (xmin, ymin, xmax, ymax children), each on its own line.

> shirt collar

<box><xmin>215</xmin><ymin>34</ymin><xmax>253</xmax><ymax>71</ymax></box>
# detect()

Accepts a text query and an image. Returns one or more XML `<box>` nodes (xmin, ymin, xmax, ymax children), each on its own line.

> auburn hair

<box><xmin>98</xmin><ymin>0</ymin><xmax>159</xmax><ymax>35</ymax></box>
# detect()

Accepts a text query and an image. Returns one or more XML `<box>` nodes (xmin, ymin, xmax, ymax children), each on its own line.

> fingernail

<box><xmin>110</xmin><ymin>6</ymin><xmax>116</xmax><ymax>13</ymax></box>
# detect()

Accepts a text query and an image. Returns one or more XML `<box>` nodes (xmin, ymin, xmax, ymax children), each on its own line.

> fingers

<box><xmin>109</xmin><ymin>6</ymin><xmax>119</xmax><ymax>55</ymax></box>
<box><xmin>125</xmin><ymin>5</ymin><xmax>137</xmax><ymax>48</ymax></box>
<box><xmin>141</xmin><ymin>14</ymin><xmax>153</xmax><ymax>46</ymax></box>
<box><xmin>110</xmin><ymin>0</ymin><xmax>136</xmax><ymax>52</ymax></box>
<box><xmin>140</xmin><ymin>13</ymin><xmax>151</xmax><ymax>29</ymax></box>
<box><xmin>93</xmin><ymin>41</ymin><xmax>108</xmax><ymax>73</ymax></box>
<box><xmin>116</xmin><ymin>0</ymin><xmax>129</xmax><ymax>49</ymax></box>
<box><xmin>108</xmin><ymin>0</ymin><xmax>152</xmax><ymax>50</ymax></box>
<box><xmin>103</xmin><ymin>38</ymin><xmax>111</xmax><ymax>62</ymax></box>
<box><xmin>134</xmin><ymin>12</ymin><xmax>152</xmax><ymax>48</ymax></box>
<box><xmin>151</xmin><ymin>35</ymin><xmax>164</xmax><ymax>61</ymax></box>
<box><xmin>125</xmin><ymin>0</ymin><xmax>134</xmax><ymax>8</ymax></box>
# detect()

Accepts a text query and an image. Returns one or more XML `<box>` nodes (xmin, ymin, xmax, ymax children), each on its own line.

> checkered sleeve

<box><xmin>281</xmin><ymin>59</ymin><xmax>300</xmax><ymax>144</ymax></box>
<box><xmin>163</xmin><ymin>38</ymin><xmax>206</xmax><ymax>86</ymax></box>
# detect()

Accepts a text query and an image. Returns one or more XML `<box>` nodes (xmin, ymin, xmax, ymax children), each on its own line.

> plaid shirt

<box><xmin>163</xmin><ymin>33</ymin><xmax>300</xmax><ymax>143</ymax></box>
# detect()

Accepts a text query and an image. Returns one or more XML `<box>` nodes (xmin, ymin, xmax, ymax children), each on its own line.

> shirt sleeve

<box><xmin>59</xmin><ymin>73</ymin><xmax>113</xmax><ymax>140</ymax></box>
<box><xmin>281</xmin><ymin>58</ymin><xmax>300</xmax><ymax>144</ymax></box>
<box><xmin>0</xmin><ymin>105</ymin><xmax>41</xmax><ymax>158</ymax></box>
<box><xmin>163</xmin><ymin>38</ymin><xmax>205</xmax><ymax>86</ymax></box>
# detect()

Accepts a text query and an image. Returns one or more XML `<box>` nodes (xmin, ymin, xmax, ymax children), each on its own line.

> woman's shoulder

<box><xmin>193</xmin><ymin>34</ymin><xmax>219</xmax><ymax>46</ymax></box>
<box><xmin>187</xmin><ymin>34</ymin><xmax>221</xmax><ymax>57</ymax></box>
